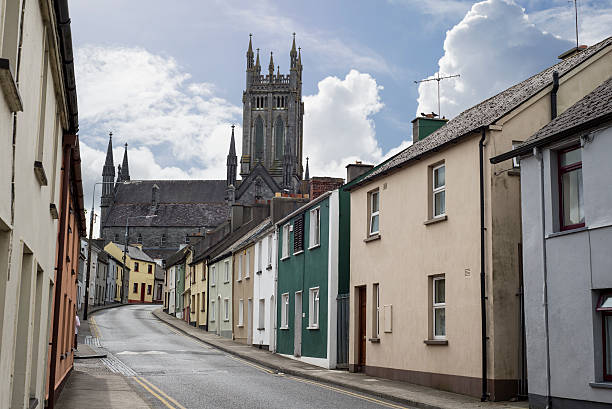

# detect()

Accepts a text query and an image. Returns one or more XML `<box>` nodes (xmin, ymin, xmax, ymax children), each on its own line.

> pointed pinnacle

<box><xmin>229</xmin><ymin>125</ymin><xmax>236</xmax><ymax>156</ymax></box>
<box><xmin>269</xmin><ymin>52</ymin><xmax>274</xmax><ymax>69</ymax></box>
<box><xmin>255</xmin><ymin>48</ymin><xmax>260</xmax><ymax>67</ymax></box>
<box><xmin>291</xmin><ymin>32</ymin><xmax>297</xmax><ymax>54</ymax></box>
<box><xmin>247</xmin><ymin>33</ymin><xmax>253</xmax><ymax>54</ymax></box>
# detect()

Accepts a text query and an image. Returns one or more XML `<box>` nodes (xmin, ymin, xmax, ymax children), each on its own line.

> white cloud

<box><xmin>303</xmin><ymin>70</ymin><xmax>411</xmax><ymax>178</ymax></box>
<box><xmin>416</xmin><ymin>0</ymin><xmax>572</xmax><ymax>120</ymax></box>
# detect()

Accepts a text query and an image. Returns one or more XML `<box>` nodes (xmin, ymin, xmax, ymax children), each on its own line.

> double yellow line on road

<box><xmin>133</xmin><ymin>376</ymin><xmax>187</xmax><ymax>409</ymax></box>
<box><xmin>89</xmin><ymin>316</ymin><xmax>102</xmax><ymax>338</ymax></box>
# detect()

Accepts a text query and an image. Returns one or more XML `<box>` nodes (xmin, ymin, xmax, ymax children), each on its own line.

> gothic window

<box><xmin>255</xmin><ymin>116</ymin><xmax>264</xmax><ymax>161</ymax></box>
<box><xmin>137</xmin><ymin>233</ymin><xmax>142</xmax><ymax>244</ymax></box>
<box><xmin>275</xmin><ymin>117</ymin><xmax>284</xmax><ymax>160</ymax></box>
<box><xmin>160</xmin><ymin>234</ymin><xmax>166</xmax><ymax>247</ymax></box>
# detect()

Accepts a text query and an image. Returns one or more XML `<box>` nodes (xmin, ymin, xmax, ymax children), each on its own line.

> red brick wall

<box><xmin>309</xmin><ymin>177</ymin><xmax>344</xmax><ymax>200</ymax></box>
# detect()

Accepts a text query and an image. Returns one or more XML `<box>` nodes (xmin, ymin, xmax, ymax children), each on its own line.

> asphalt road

<box><xmin>93</xmin><ymin>304</ymin><xmax>411</xmax><ymax>409</ymax></box>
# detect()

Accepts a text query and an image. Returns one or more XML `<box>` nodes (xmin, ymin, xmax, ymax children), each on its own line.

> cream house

<box><xmin>347</xmin><ymin>38</ymin><xmax>612</xmax><ymax>401</ymax></box>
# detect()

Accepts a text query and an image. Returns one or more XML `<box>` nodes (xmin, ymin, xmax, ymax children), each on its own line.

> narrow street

<box><xmin>92</xmin><ymin>305</ymin><xmax>410</xmax><ymax>409</ymax></box>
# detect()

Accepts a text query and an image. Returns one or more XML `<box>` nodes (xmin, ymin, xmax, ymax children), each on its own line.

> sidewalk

<box><xmin>55</xmin><ymin>314</ymin><xmax>152</xmax><ymax>409</ymax></box>
<box><xmin>153</xmin><ymin>308</ymin><xmax>528</xmax><ymax>409</ymax></box>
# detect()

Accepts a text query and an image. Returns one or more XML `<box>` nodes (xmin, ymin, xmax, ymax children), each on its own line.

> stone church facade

<box><xmin>99</xmin><ymin>35</ymin><xmax>306</xmax><ymax>260</ymax></box>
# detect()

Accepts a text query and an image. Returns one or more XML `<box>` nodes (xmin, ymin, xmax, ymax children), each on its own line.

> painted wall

<box><xmin>252</xmin><ymin>231</ymin><xmax>277</xmax><ymax>350</ymax></box>
<box><xmin>207</xmin><ymin>256</ymin><xmax>233</xmax><ymax>339</ymax></box>
<box><xmin>520</xmin><ymin>124</ymin><xmax>612</xmax><ymax>408</ymax></box>
<box><xmin>175</xmin><ymin>262</ymin><xmax>185</xmax><ymax>318</ymax></box>
<box><xmin>233</xmin><ymin>244</ymin><xmax>255</xmax><ymax>344</ymax></box>
<box><xmin>190</xmin><ymin>260</ymin><xmax>207</xmax><ymax>329</ymax></box>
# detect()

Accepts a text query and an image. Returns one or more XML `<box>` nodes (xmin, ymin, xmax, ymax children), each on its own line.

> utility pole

<box><xmin>415</xmin><ymin>73</ymin><xmax>460</xmax><ymax>119</ymax></box>
<box><xmin>573</xmin><ymin>0</ymin><xmax>579</xmax><ymax>49</ymax></box>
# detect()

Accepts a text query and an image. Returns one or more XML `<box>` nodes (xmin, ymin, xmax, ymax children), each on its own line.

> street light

<box><xmin>121</xmin><ymin>214</ymin><xmax>156</xmax><ymax>304</ymax></box>
<box><xmin>83</xmin><ymin>180</ymin><xmax>143</xmax><ymax>320</ymax></box>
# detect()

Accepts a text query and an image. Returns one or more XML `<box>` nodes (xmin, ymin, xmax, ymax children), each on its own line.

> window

<box><xmin>258</xmin><ymin>299</ymin><xmax>265</xmax><ymax>329</ymax></box>
<box><xmin>137</xmin><ymin>233</ymin><xmax>142</xmax><ymax>244</ymax></box>
<box><xmin>160</xmin><ymin>234</ymin><xmax>166</xmax><ymax>247</ymax></box>
<box><xmin>134</xmin><ymin>262</ymin><xmax>139</xmax><ymax>272</ymax></box>
<box><xmin>373</xmin><ymin>283</ymin><xmax>380</xmax><ymax>338</ymax></box>
<box><xmin>282</xmin><ymin>224</ymin><xmax>290</xmax><ymax>259</ymax></box>
<box><xmin>238</xmin><ymin>299</ymin><xmax>244</xmax><ymax>326</ymax></box>
<box><xmin>369</xmin><ymin>190</ymin><xmax>380</xmax><ymax>236</ymax></box>
<box><xmin>147</xmin><ymin>285</ymin><xmax>152</xmax><ymax>295</ymax></box>
<box><xmin>275</xmin><ymin>117</ymin><xmax>284</xmax><ymax>160</ymax></box>
<box><xmin>293</xmin><ymin>215</ymin><xmax>304</xmax><ymax>254</ymax></box>
<box><xmin>237</xmin><ymin>254</ymin><xmax>243</xmax><ymax>281</ymax></box>
<box><xmin>308</xmin><ymin>287</ymin><xmax>320</xmax><ymax>329</ymax></box>
<box><xmin>559</xmin><ymin>146</ymin><xmax>584</xmax><ymax>230</ymax></box>
<box><xmin>309</xmin><ymin>207</ymin><xmax>320</xmax><ymax>248</ymax></box>
<box><xmin>224</xmin><ymin>298</ymin><xmax>229</xmax><ymax>321</ymax></box>
<box><xmin>433</xmin><ymin>164</ymin><xmax>446</xmax><ymax>218</ymax></box>
<box><xmin>245</xmin><ymin>250</ymin><xmax>250</xmax><ymax>278</ymax></box>
<box><xmin>211</xmin><ymin>266</ymin><xmax>216</xmax><ymax>286</ymax></box>
<box><xmin>597</xmin><ymin>294</ymin><xmax>612</xmax><ymax>381</ymax></box>
<box><xmin>281</xmin><ymin>293</ymin><xmax>289</xmax><ymax>329</ymax></box>
<box><xmin>255</xmin><ymin>117</ymin><xmax>264</xmax><ymax>161</ymax></box>
<box><xmin>148</xmin><ymin>264</ymin><xmax>152</xmax><ymax>274</ymax></box>
<box><xmin>433</xmin><ymin>277</ymin><xmax>446</xmax><ymax>339</ymax></box>
<box><xmin>211</xmin><ymin>301</ymin><xmax>215</xmax><ymax>321</ymax></box>
<box><xmin>257</xmin><ymin>242</ymin><xmax>262</xmax><ymax>272</ymax></box>
<box><xmin>267</xmin><ymin>235</ymin><xmax>273</xmax><ymax>267</ymax></box>
<box><xmin>133</xmin><ymin>283</ymin><xmax>138</xmax><ymax>293</ymax></box>
<box><xmin>201</xmin><ymin>293</ymin><xmax>205</xmax><ymax>311</ymax></box>
<box><xmin>224</xmin><ymin>261</ymin><xmax>230</xmax><ymax>283</ymax></box>
<box><xmin>201</xmin><ymin>265</ymin><xmax>206</xmax><ymax>281</ymax></box>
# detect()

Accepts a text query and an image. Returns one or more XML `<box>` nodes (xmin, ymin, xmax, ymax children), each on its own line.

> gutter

<box><xmin>550</xmin><ymin>71</ymin><xmax>559</xmax><ymax>120</ymax></box>
<box><xmin>479</xmin><ymin>127</ymin><xmax>488</xmax><ymax>402</ymax></box>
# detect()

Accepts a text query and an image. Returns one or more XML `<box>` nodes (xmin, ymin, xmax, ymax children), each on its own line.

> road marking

<box><xmin>117</xmin><ymin>350</ymin><xmax>169</xmax><ymax>355</ymax></box>
<box><xmin>90</xmin><ymin>316</ymin><xmax>102</xmax><ymax>338</ymax></box>
<box><xmin>133</xmin><ymin>376</ymin><xmax>177</xmax><ymax>409</ymax></box>
<box><xmin>228</xmin><ymin>355</ymin><xmax>274</xmax><ymax>374</ymax></box>
<box><xmin>137</xmin><ymin>377</ymin><xmax>188</xmax><ymax>409</ymax></box>
<box><xmin>284</xmin><ymin>375</ymin><xmax>410</xmax><ymax>409</ymax></box>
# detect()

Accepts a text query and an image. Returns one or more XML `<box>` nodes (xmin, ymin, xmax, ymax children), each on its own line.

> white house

<box><xmin>252</xmin><ymin>225</ymin><xmax>277</xmax><ymax>351</ymax></box>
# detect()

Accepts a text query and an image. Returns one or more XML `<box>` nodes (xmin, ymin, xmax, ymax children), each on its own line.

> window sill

<box><xmin>237</xmin><ymin>325</ymin><xmax>244</xmax><ymax>328</ymax></box>
<box><xmin>224</xmin><ymin>319</ymin><xmax>229</xmax><ymax>322</ymax></box>
<box><xmin>293</xmin><ymin>250</ymin><xmax>304</xmax><ymax>256</ymax></box>
<box><xmin>245</xmin><ymin>276</ymin><xmax>250</xmax><ymax>280</ymax></box>
<box><xmin>34</xmin><ymin>161</ymin><xmax>48</xmax><ymax>186</ymax></box>
<box><xmin>0</xmin><ymin>58</ymin><xmax>23</xmax><ymax>112</ymax></box>
<box><xmin>590</xmin><ymin>382</ymin><xmax>612</xmax><ymax>390</ymax></box>
<box><xmin>424</xmin><ymin>339</ymin><xmax>448</xmax><ymax>346</ymax></box>
<box><xmin>369</xmin><ymin>337</ymin><xmax>380</xmax><ymax>343</ymax></box>
<box><xmin>307</xmin><ymin>325</ymin><xmax>319</xmax><ymax>330</ymax></box>
<box><xmin>364</xmin><ymin>234</ymin><xmax>381</xmax><ymax>243</ymax></box>
<box><xmin>224</xmin><ymin>281</ymin><xmax>230</xmax><ymax>284</ymax></box>
<box><xmin>237</xmin><ymin>279</ymin><xmax>242</xmax><ymax>282</ymax></box>
<box><xmin>308</xmin><ymin>244</ymin><xmax>321</xmax><ymax>250</ymax></box>
<box><xmin>424</xmin><ymin>215</ymin><xmax>447</xmax><ymax>225</ymax></box>
<box><xmin>280</xmin><ymin>256</ymin><xmax>289</xmax><ymax>261</ymax></box>
<box><xmin>280</xmin><ymin>326</ymin><xmax>289</xmax><ymax>330</ymax></box>
<box><xmin>546</xmin><ymin>226</ymin><xmax>588</xmax><ymax>239</ymax></box>
<box><xmin>257</xmin><ymin>327</ymin><xmax>265</xmax><ymax>330</ymax></box>
<box><xmin>266</xmin><ymin>265</ymin><xmax>272</xmax><ymax>271</ymax></box>
<box><xmin>256</xmin><ymin>270</ymin><xmax>262</xmax><ymax>275</ymax></box>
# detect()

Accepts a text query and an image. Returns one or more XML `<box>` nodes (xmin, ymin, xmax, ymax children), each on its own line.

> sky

<box><xmin>68</xmin><ymin>0</ymin><xmax>612</xmax><ymax>235</ymax></box>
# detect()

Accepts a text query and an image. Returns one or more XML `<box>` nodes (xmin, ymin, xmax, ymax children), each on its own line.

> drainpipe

<box><xmin>479</xmin><ymin>127</ymin><xmax>488</xmax><ymax>402</ymax></box>
<box><xmin>550</xmin><ymin>71</ymin><xmax>559</xmax><ymax>120</ymax></box>
<box><xmin>536</xmin><ymin>146</ymin><xmax>553</xmax><ymax>408</ymax></box>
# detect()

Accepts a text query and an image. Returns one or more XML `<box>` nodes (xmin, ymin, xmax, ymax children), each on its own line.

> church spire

<box><xmin>255</xmin><ymin>48</ymin><xmax>261</xmax><ymax>72</ymax></box>
<box><xmin>290</xmin><ymin>33</ymin><xmax>298</xmax><ymax>68</ymax></box>
<box><xmin>246</xmin><ymin>33</ymin><xmax>254</xmax><ymax>69</ymax></box>
<box><xmin>268</xmin><ymin>51</ymin><xmax>274</xmax><ymax>78</ymax></box>
<box><xmin>226</xmin><ymin>125</ymin><xmax>237</xmax><ymax>187</ymax></box>
<box><xmin>104</xmin><ymin>132</ymin><xmax>114</xmax><ymax>167</ymax></box>
<box><xmin>120</xmin><ymin>143</ymin><xmax>130</xmax><ymax>182</ymax></box>
<box><xmin>102</xmin><ymin>132</ymin><xmax>115</xmax><ymax>193</ymax></box>
<box><xmin>304</xmin><ymin>157</ymin><xmax>310</xmax><ymax>180</ymax></box>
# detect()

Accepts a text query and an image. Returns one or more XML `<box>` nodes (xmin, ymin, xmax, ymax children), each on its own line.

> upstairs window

<box><xmin>148</xmin><ymin>264</ymin><xmax>152</xmax><ymax>274</ymax></box>
<box><xmin>224</xmin><ymin>260</ymin><xmax>230</xmax><ymax>283</ymax></box>
<box><xmin>293</xmin><ymin>215</ymin><xmax>304</xmax><ymax>254</ymax></box>
<box><xmin>257</xmin><ymin>241</ymin><xmax>262</xmax><ymax>272</ymax></box>
<box><xmin>282</xmin><ymin>224</ymin><xmax>290</xmax><ymax>259</ymax></box>
<box><xmin>267</xmin><ymin>235</ymin><xmax>273</xmax><ymax>267</ymax></box>
<box><xmin>245</xmin><ymin>249</ymin><xmax>251</xmax><ymax>278</ymax></box>
<box><xmin>309</xmin><ymin>207</ymin><xmax>320</xmax><ymax>248</ymax></box>
<box><xmin>368</xmin><ymin>190</ymin><xmax>380</xmax><ymax>236</ymax></box>
<box><xmin>559</xmin><ymin>145</ymin><xmax>584</xmax><ymax>230</ymax></box>
<box><xmin>134</xmin><ymin>262</ymin><xmax>139</xmax><ymax>272</ymax></box>
<box><xmin>433</xmin><ymin>164</ymin><xmax>446</xmax><ymax>218</ymax></box>
<box><xmin>210</xmin><ymin>266</ymin><xmax>216</xmax><ymax>286</ymax></box>
<box><xmin>238</xmin><ymin>254</ymin><xmax>243</xmax><ymax>281</ymax></box>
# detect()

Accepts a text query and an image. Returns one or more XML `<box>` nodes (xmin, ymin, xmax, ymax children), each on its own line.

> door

<box><xmin>294</xmin><ymin>291</ymin><xmax>302</xmax><ymax>357</ymax></box>
<box><xmin>217</xmin><ymin>295</ymin><xmax>221</xmax><ymax>336</ymax></box>
<box><xmin>247</xmin><ymin>299</ymin><xmax>253</xmax><ymax>345</ymax></box>
<box><xmin>357</xmin><ymin>286</ymin><xmax>367</xmax><ymax>370</ymax></box>
<box><xmin>140</xmin><ymin>283</ymin><xmax>145</xmax><ymax>302</ymax></box>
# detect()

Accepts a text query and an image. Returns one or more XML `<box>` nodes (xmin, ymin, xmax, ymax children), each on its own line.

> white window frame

<box><xmin>210</xmin><ymin>265</ymin><xmax>216</xmax><ymax>286</ymax></box>
<box><xmin>308</xmin><ymin>287</ymin><xmax>320</xmax><ymax>329</ymax></box>
<box><xmin>224</xmin><ymin>298</ymin><xmax>230</xmax><ymax>321</ymax></box>
<box><xmin>245</xmin><ymin>249</ymin><xmax>250</xmax><ymax>278</ymax></box>
<box><xmin>432</xmin><ymin>164</ymin><xmax>446</xmax><ymax>218</ymax></box>
<box><xmin>237</xmin><ymin>254</ymin><xmax>243</xmax><ymax>281</ymax></box>
<box><xmin>369</xmin><ymin>190</ymin><xmax>380</xmax><ymax>236</ymax></box>
<box><xmin>281</xmin><ymin>224</ymin><xmax>290</xmax><ymax>260</ymax></box>
<box><xmin>257</xmin><ymin>241</ymin><xmax>262</xmax><ymax>272</ymax></box>
<box><xmin>238</xmin><ymin>299</ymin><xmax>244</xmax><ymax>327</ymax></box>
<box><xmin>281</xmin><ymin>293</ymin><xmax>289</xmax><ymax>329</ymax></box>
<box><xmin>267</xmin><ymin>235</ymin><xmax>273</xmax><ymax>267</ymax></box>
<box><xmin>433</xmin><ymin>277</ymin><xmax>446</xmax><ymax>340</ymax></box>
<box><xmin>258</xmin><ymin>298</ymin><xmax>265</xmax><ymax>330</ymax></box>
<box><xmin>309</xmin><ymin>207</ymin><xmax>321</xmax><ymax>249</ymax></box>
<box><xmin>210</xmin><ymin>300</ymin><xmax>216</xmax><ymax>321</ymax></box>
<box><xmin>224</xmin><ymin>260</ymin><xmax>230</xmax><ymax>283</ymax></box>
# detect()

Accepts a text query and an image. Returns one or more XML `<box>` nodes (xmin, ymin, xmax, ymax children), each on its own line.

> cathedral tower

<box><xmin>240</xmin><ymin>34</ymin><xmax>304</xmax><ymax>191</ymax></box>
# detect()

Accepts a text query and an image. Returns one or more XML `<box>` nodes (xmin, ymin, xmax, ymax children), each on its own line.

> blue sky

<box><xmin>69</xmin><ymin>0</ymin><xmax>611</xmax><ymax>230</ymax></box>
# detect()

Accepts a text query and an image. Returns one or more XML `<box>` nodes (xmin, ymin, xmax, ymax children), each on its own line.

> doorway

<box><xmin>357</xmin><ymin>286</ymin><xmax>367</xmax><ymax>371</ymax></box>
<box><xmin>247</xmin><ymin>298</ymin><xmax>253</xmax><ymax>344</ymax></box>
<box><xmin>140</xmin><ymin>283</ymin><xmax>145</xmax><ymax>302</ymax></box>
<box><xmin>217</xmin><ymin>295</ymin><xmax>221</xmax><ymax>336</ymax></box>
<box><xmin>294</xmin><ymin>291</ymin><xmax>302</xmax><ymax>357</ymax></box>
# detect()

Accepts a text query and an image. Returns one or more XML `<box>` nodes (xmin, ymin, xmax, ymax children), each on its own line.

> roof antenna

<box><xmin>572</xmin><ymin>0</ymin><xmax>579</xmax><ymax>49</ymax></box>
<box><xmin>414</xmin><ymin>72</ymin><xmax>460</xmax><ymax>119</ymax></box>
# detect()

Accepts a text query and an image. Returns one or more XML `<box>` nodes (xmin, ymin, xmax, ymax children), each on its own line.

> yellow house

<box><xmin>105</xmin><ymin>242</ymin><xmax>157</xmax><ymax>303</ymax></box>
<box><xmin>189</xmin><ymin>259</ymin><xmax>207</xmax><ymax>329</ymax></box>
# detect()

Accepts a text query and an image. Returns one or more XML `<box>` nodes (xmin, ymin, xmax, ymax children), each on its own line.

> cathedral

<box><xmin>99</xmin><ymin>35</ymin><xmax>308</xmax><ymax>260</ymax></box>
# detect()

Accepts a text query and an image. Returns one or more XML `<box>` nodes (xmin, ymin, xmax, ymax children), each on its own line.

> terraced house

<box><xmin>105</xmin><ymin>242</ymin><xmax>157</xmax><ymax>304</ymax></box>
<box><xmin>346</xmin><ymin>38</ymin><xmax>612</xmax><ymax>401</ymax></box>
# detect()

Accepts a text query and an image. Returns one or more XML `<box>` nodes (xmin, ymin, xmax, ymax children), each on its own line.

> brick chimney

<box><xmin>309</xmin><ymin>177</ymin><xmax>344</xmax><ymax>200</ymax></box>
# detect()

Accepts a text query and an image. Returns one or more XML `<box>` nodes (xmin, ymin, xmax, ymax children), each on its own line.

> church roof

<box><xmin>114</xmin><ymin>243</ymin><xmax>155</xmax><ymax>262</ymax></box>
<box><xmin>114</xmin><ymin>180</ymin><xmax>227</xmax><ymax>203</ymax></box>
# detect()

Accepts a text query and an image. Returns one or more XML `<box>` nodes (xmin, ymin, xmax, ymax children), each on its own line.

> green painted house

<box><xmin>276</xmin><ymin>189</ymin><xmax>347</xmax><ymax>369</ymax></box>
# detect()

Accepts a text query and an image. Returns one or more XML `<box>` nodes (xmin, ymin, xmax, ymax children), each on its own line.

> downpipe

<box><xmin>479</xmin><ymin>127</ymin><xmax>488</xmax><ymax>402</ymax></box>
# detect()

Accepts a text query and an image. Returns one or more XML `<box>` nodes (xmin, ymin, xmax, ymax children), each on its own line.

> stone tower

<box><xmin>240</xmin><ymin>34</ymin><xmax>304</xmax><ymax>190</ymax></box>
<box><xmin>100</xmin><ymin>132</ymin><xmax>115</xmax><ymax>236</ymax></box>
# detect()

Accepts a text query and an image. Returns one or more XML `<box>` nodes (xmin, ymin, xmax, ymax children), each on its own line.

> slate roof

<box><xmin>114</xmin><ymin>243</ymin><xmax>155</xmax><ymax>262</ymax></box>
<box><xmin>165</xmin><ymin>245</ymin><xmax>190</xmax><ymax>268</ymax></box>
<box><xmin>352</xmin><ymin>36</ymin><xmax>612</xmax><ymax>189</ymax></box>
<box><xmin>491</xmin><ymin>76</ymin><xmax>612</xmax><ymax>162</ymax></box>
<box><xmin>114</xmin><ymin>180</ymin><xmax>227</xmax><ymax>203</ymax></box>
<box><xmin>154</xmin><ymin>264</ymin><xmax>165</xmax><ymax>280</ymax></box>
<box><xmin>225</xmin><ymin>218</ymin><xmax>272</xmax><ymax>254</ymax></box>
<box><xmin>104</xmin><ymin>202</ymin><xmax>230</xmax><ymax>228</ymax></box>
